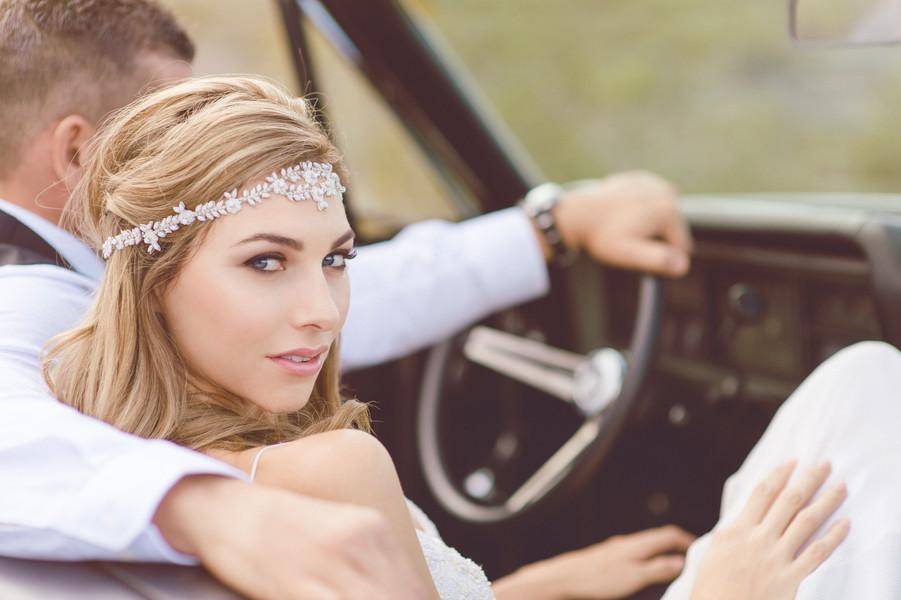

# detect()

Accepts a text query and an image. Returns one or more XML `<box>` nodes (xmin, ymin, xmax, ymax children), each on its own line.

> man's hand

<box><xmin>551</xmin><ymin>171</ymin><xmax>693</xmax><ymax>277</ymax></box>
<box><xmin>155</xmin><ymin>475</ymin><xmax>427</xmax><ymax>600</ymax></box>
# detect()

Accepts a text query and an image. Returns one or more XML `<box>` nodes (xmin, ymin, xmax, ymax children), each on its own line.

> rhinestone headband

<box><xmin>101</xmin><ymin>161</ymin><xmax>345</xmax><ymax>259</ymax></box>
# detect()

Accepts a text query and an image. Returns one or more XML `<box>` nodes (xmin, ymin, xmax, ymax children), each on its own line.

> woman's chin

<box><xmin>250</xmin><ymin>391</ymin><xmax>312</xmax><ymax>414</ymax></box>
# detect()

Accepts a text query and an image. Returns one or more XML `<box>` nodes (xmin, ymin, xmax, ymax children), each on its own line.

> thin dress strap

<box><xmin>249</xmin><ymin>442</ymin><xmax>289</xmax><ymax>481</ymax></box>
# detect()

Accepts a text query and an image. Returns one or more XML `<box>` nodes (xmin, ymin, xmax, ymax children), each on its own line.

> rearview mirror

<box><xmin>790</xmin><ymin>0</ymin><xmax>901</xmax><ymax>45</ymax></box>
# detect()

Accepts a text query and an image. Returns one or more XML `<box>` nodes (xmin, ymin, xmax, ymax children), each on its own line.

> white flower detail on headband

<box><xmin>101</xmin><ymin>161</ymin><xmax>345</xmax><ymax>259</ymax></box>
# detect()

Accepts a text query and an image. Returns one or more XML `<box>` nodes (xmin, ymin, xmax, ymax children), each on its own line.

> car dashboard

<box><xmin>611</xmin><ymin>199</ymin><xmax>884</xmax><ymax>407</ymax></box>
<box><xmin>566</xmin><ymin>194</ymin><xmax>901</xmax><ymax>543</ymax></box>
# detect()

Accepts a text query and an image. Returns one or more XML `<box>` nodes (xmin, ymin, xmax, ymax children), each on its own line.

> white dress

<box><xmin>249</xmin><ymin>445</ymin><xmax>494</xmax><ymax>599</ymax></box>
<box><xmin>663</xmin><ymin>341</ymin><xmax>901</xmax><ymax>599</ymax></box>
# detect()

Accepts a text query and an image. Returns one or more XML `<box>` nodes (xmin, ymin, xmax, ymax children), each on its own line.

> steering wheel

<box><xmin>417</xmin><ymin>274</ymin><xmax>664</xmax><ymax>523</ymax></box>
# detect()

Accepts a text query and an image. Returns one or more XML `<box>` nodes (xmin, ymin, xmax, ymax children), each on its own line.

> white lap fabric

<box><xmin>663</xmin><ymin>341</ymin><xmax>901</xmax><ymax>599</ymax></box>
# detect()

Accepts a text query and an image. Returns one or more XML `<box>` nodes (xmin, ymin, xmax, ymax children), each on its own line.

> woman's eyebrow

<box><xmin>234</xmin><ymin>233</ymin><xmax>302</xmax><ymax>250</ymax></box>
<box><xmin>332</xmin><ymin>229</ymin><xmax>355</xmax><ymax>249</ymax></box>
<box><xmin>233</xmin><ymin>229</ymin><xmax>355</xmax><ymax>250</ymax></box>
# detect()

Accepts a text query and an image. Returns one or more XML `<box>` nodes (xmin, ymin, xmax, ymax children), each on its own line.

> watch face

<box><xmin>524</xmin><ymin>183</ymin><xmax>562</xmax><ymax>213</ymax></box>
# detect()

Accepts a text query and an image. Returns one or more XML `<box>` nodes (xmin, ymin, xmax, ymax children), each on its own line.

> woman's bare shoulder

<box><xmin>253</xmin><ymin>430</ymin><xmax>401</xmax><ymax>502</ymax></box>
<box><xmin>269</xmin><ymin>429</ymin><xmax>392</xmax><ymax>466</ymax></box>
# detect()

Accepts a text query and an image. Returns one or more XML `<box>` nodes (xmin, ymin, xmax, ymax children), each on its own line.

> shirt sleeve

<box><xmin>0</xmin><ymin>266</ymin><xmax>245</xmax><ymax>563</ymax></box>
<box><xmin>340</xmin><ymin>207</ymin><xmax>550</xmax><ymax>371</ymax></box>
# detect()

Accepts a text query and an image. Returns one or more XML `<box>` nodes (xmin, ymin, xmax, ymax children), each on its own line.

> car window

<box><xmin>164</xmin><ymin>0</ymin><xmax>466</xmax><ymax>240</ymax></box>
<box><xmin>164</xmin><ymin>0</ymin><xmax>297</xmax><ymax>87</ymax></box>
<box><xmin>301</xmin><ymin>23</ymin><xmax>467</xmax><ymax>238</ymax></box>
<box><xmin>405</xmin><ymin>0</ymin><xmax>901</xmax><ymax>194</ymax></box>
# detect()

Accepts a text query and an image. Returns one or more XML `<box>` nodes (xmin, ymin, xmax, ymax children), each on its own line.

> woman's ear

<box><xmin>50</xmin><ymin>115</ymin><xmax>96</xmax><ymax>193</ymax></box>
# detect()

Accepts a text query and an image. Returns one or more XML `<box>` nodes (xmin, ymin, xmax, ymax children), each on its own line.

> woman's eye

<box><xmin>324</xmin><ymin>247</ymin><xmax>358</xmax><ymax>269</ymax></box>
<box><xmin>246</xmin><ymin>254</ymin><xmax>286</xmax><ymax>272</ymax></box>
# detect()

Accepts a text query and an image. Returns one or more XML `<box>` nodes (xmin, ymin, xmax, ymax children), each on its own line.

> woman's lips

<box><xmin>268</xmin><ymin>352</ymin><xmax>325</xmax><ymax>377</ymax></box>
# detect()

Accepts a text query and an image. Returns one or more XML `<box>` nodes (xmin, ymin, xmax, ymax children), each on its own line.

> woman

<box><xmin>43</xmin><ymin>75</ymin><xmax>848</xmax><ymax>599</ymax></box>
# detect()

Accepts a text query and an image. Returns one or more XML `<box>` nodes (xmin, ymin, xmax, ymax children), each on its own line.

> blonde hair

<box><xmin>43</xmin><ymin>76</ymin><xmax>369</xmax><ymax>451</ymax></box>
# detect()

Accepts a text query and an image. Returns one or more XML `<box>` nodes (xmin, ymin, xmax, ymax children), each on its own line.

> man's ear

<box><xmin>50</xmin><ymin>115</ymin><xmax>96</xmax><ymax>193</ymax></box>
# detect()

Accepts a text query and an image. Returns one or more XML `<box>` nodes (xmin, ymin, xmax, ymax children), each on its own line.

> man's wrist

<box><xmin>153</xmin><ymin>474</ymin><xmax>250</xmax><ymax>556</ymax></box>
<box><xmin>527</xmin><ymin>218</ymin><xmax>554</xmax><ymax>262</ymax></box>
<box><xmin>519</xmin><ymin>182</ymin><xmax>579</xmax><ymax>268</ymax></box>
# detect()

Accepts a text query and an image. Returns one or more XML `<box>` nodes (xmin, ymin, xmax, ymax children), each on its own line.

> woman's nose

<box><xmin>289</xmin><ymin>270</ymin><xmax>341</xmax><ymax>332</ymax></box>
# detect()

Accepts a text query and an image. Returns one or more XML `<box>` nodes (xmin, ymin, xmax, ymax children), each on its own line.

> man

<box><xmin>0</xmin><ymin>0</ymin><xmax>691</xmax><ymax>596</ymax></box>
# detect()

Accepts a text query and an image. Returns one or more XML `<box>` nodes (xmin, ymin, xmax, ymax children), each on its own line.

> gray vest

<box><xmin>0</xmin><ymin>210</ymin><xmax>71</xmax><ymax>269</ymax></box>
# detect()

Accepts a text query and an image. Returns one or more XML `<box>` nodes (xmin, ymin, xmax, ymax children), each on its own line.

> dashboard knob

<box><xmin>728</xmin><ymin>283</ymin><xmax>764</xmax><ymax>321</ymax></box>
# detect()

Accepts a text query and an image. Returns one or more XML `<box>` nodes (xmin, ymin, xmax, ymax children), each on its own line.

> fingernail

<box><xmin>835</xmin><ymin>482</ymin><xmax>847</xmax><ymax>495</ymax></box>
<box><xmin>818</xmin><ymin>460</ymin><xmax>832</xmax><ymax>472</ymax></box>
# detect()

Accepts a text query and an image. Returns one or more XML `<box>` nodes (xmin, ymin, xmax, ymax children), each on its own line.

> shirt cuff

<box><xmin>134</xmin><ymin>525</ymin><xmax>201</xmax><ymax>566</ymax></box>
<box><xmin>55</xmin><ymin>439</ymin><xmax>246</xmax><ymax>562</ymax></box>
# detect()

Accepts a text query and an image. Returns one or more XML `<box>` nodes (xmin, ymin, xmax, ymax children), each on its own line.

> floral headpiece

<box><xmin>101</xmin><ymin>161</ymin><xmax>345</xmax><ymax>259</ymax></box>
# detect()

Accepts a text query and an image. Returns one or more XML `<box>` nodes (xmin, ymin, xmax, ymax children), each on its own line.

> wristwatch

<box><xmin>519</xmin><ymin>182</ymin><xmax>579</xmax><ymax>268</ymax></box>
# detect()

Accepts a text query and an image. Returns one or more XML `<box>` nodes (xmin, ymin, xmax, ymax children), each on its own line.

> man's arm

<box><xmin>341</xmin><ymin>171</ymin><xmax>692</xmax><ymax>371</ymax></box>
<box><xmin>155</xmin><ymin>475</ymin><xmax>429</xmax><ymax>599</ymax></box>
<box><xmin>342</xmin><ymin>207</ymin><xmax>549</xmax><ymax>371</ymax></box>
<box><xmin>0</xmin><ymin>267</ymin><xmax>242</xmax><ymax>561</ymax></box>
<box><xmin>0</xmin><ymin>266</ymin><xmax>426</xmax><ymax>597</ymax></box>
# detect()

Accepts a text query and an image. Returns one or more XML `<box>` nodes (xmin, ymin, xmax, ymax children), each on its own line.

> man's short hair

<box><xmin>0</xmin><ymin>0</ymin><xmax>195</xmax><ymax>177</ymax></box>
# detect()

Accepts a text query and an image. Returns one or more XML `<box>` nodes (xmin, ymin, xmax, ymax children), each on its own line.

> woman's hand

<box><xmin>493</xmin><ymin>525</ymin><xmax>694</xmax><ymax>599</ymax></box>
<box><xmin>690</xmin><ymin>460</ymin><xmax>850</xmax><ymax>600</ymax></box>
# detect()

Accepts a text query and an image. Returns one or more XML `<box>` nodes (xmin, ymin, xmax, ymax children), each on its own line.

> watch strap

<box><xmin>519</xmin><ymin>183</ymin><xmax>578</xmax><ymax>268</ymax></box>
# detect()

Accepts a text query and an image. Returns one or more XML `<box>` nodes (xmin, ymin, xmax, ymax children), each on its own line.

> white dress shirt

<box><xmin>342</xmin><ymin>209</ymin><xmax>550</xmax><ymax>369</ymax></box>
<box><xmin>0</xmin><ymin>198</ymin><xmax>549</xmax><ymax>563</ymax></box>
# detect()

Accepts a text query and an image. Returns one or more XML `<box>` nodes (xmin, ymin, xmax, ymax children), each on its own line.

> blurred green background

<box><xmin>162</xmin><ymin>0</ymin><xmax>901</xmax><ymax>233</ymax></box>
